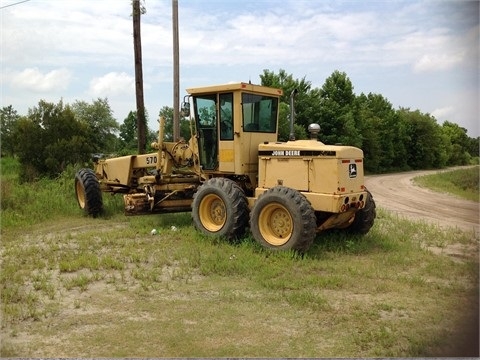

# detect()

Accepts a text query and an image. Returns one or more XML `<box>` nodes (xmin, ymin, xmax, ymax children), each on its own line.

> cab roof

<box><xmin>186</xmin><ymin>82</ymin><xmax>283</xmax><ymax>97</ymax></box>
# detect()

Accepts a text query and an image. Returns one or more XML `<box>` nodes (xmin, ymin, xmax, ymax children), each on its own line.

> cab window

<box><xmin>193</xmin><ymin>95</ymin><xmax>217</xmax><ymax>169</ymax></box>
<box><xmin>242</xmin><ymin>93</ymin><xmax>278</xmax><ymax>133</ymax></box>
<box><xmin>219</xmin><ymin>93</ymin><xmax>233</xmax><ymax>140</ymax></box>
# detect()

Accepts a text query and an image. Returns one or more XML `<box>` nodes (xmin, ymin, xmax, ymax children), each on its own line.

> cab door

<box><xmin>194</xmin><ymin>95</ymin><xmax>218</xmax><ymax>170</ymax></box>
<box><xmin>218</xmin><ymin>93</ymin><xmax>234</xmax><ymax>172</ymax></box>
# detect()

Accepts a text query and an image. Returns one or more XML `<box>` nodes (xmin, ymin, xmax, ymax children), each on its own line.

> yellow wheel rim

<box><xmin>258</xmin><ymin>203</ymin><xmax>293</xmax><ymax>246</ymax></box>
<box><xmin>199</xmin><ymin>193</ymin><xmax>226</xmax><ymax>232</ymax></box>
<box><xmin>76</xmin><ymin>181</ymin><xmax>86</xmax><ymax>209</ymax></box>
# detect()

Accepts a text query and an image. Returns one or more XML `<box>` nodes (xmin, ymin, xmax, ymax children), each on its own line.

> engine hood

<box><xmin>258</xmin><ymin>140</ymin><xmax>364</xmax><ymax>159</ymax></box>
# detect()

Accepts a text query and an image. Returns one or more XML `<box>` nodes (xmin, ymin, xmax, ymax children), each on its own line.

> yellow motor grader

<box><xmin>75</xmin><ymin>82</ymin><xmax>375</xmax><ymax>251</ymax></box>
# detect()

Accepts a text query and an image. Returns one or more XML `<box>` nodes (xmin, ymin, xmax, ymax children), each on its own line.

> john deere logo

<box><xmin>349</xmin><ymin>163</ymin><xmax>357</xmax><ymax>178</ymax></box>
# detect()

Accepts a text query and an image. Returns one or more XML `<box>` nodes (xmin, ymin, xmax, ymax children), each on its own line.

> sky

<box><xmin>1</xmin><ymin>0</ymin><xmax>479</xmax><ymax>137</ymax></box>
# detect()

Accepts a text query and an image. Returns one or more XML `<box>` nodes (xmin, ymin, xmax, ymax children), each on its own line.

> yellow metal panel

<box><xmin>186</xmin><ymin>82</ymin><xmax>283</xmax><ymax>97</ymax></box>
<box><xmin>309</xmin><ymin>158</ymin><xmax>365</xmax><ymax>194</ymax></box>
<box><xmin>259</xmin><ymin>158</ymin><xmax>309</xmax><ymax>191</ymax></box>
<box><xmin>303</xmin><ymin>192</ymin><xmax>344</xmax><ymax>212</ymax></box>
<box><xmin>219</xmin><ymin>148</ymin><xmax>234</xmax><ymax>172</ymax></box>
<box><xmin>132</xmin><ymin>152</ymin><xmax>160</xmax><ymax>168</ymax></box>
<box><xmin>219</xmin><ymin>148</ymin><xmax>234</xmax><ymax>162</ymax></box>
<box><xmin>308</xmin><ymin>159</ymin><xmax>339</xmax><ymax>194</ymax></box>
<box><xmin>236</xmin><ymin>129</ymin><xmax>276</xmax><ymax>186</ymax></box>
<box><xmin>103</xmin><ymin>156</ymin><xmax>134</xmax><ymax>186</ymax></box>
<box><xmin>303</xmin><ymin>191</ymin><xmax>367</xmax><ymax>213</ymax></box>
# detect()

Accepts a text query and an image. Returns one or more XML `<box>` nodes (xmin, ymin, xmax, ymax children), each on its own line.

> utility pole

<box><xmin>172</xmin><ymin>0</ymin><xmax>180</xmax><ymax>140</ymax></box>
<box><xmin>133</xmin><ymin>0</ymin><xmax>146</xmax><ymax>154</ymax></box>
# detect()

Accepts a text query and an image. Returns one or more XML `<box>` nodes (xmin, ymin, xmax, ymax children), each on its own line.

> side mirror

<box><xmin>181</xmin><ymin>102</ymin><xmax>190</xmax><ymax>117</ymax></box>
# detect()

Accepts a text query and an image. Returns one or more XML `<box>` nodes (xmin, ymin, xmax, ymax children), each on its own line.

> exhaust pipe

<box><xmin>156</xmin><ymin>116</ymin><xmax>166</xmax><ymax>172</ymax></box>
<box><xmin>289</xmin><ymin>88</ymin><xmax>298</xmax><ymax>141</ymax></box>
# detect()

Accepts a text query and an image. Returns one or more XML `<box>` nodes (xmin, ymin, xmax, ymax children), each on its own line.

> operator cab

<box><xmin>192</xmin><ymin>92</ymin><xmax>234</xmax><ymax>170</ymax></box>
<box><xmin>184</xmin><ymin>83</ymin><xmax>282</xmax><ymax>175</ymax></box>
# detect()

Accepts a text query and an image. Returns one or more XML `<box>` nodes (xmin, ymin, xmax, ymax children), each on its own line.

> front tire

<box><xmin>250</xmin><ymin>186</ymin><xmax>316</xmax><ymax>252</ymax></box>
<box><xmin>75</xmin><ymin>168</ymin><xmax>103</xmax><ymax>217</ymax></box>
<box><xmin>192</xmin><ymin>178</ymin><xmax>249</xmax><ymax>240</ymax></box>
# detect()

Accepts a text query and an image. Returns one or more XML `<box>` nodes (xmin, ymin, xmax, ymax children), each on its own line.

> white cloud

<box><xmin>431</xmin><ymin>106</ymin><xmax>455</xmax><ymax>119</ymax></box>
<box><xmin>10</xmin><ymin>67</ymin><xmax>72</xmax><ymax>92</ymax></box>
<box><xmin>89</xmin><ymin>72</ymin><xmax>135</xmax><ymax>97</ymax></box>
<box><xmin>2</xmin><ymin>1</ymin><xmax>134</xmax><ymax>68</ymax></box>
<box><xmin>413</xmin><ymin>53</ymin><xmax>464</xmax><ymax>73</ymax></box>
<box><xmin>179</xmin><ymin>9</ymin><xmax>380</xmax><ymax>67</ymax></box>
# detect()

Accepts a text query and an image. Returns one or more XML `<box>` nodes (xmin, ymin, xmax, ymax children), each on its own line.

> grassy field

<box><xmin>1</xmin><ymin>158</ymin><xmax>479</xmax><ymax>357</ymax></box>
<box><xmin>414</xmin><ymin>166</ymin><xmax>479</xmax><ymax>202</ymax></box>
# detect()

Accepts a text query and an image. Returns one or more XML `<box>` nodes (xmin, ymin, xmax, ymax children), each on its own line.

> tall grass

<box><xmin>414</xmin><ymin>166</ymin><xmax>479</xmax><ymax>202</ymax></box>
<box><xmin>0</xmin><ymin>157</ymin><xmax>123</xmax><ymax>228</ymax></box>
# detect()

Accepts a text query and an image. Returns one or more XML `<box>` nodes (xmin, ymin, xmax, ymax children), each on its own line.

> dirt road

<box><xmin>365</xmin><ymin>169</ymin><xmax>479</xmax><ymax>235</ymax></box>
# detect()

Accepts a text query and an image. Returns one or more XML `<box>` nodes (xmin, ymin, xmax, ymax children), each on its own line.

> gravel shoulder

<box><xmin>365</xmin><ymin>168</ymin><xmax>479</xmax><ymax>235</ymax></box>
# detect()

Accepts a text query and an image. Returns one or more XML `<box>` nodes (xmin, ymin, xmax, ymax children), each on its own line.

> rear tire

<box><xmin>75</xmin><ymin>168</ymin><xmax>103</xmax><ymax>217</ymax></box>
<box><xmin>192</xmin><ymin>178</ymin><xmax>249</xmax><ymax>240</ymax></box>
<box><xmin>250</xmin><ymin>186</ymin><xmax>316</xmax><ymax>252</ymax></box>
<box><xmin>347</xmin><ymin>190</ymin><xmax>376</xmax><ymax>234</ymax></box>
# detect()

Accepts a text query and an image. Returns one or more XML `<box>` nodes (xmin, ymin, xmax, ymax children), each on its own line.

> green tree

<box><xmin>277</xmin><ymin>102</ymin><xmax>290</xmax><ymax>141</ymax></box>
<box><xmin>317</xmin><ymin>70</ymin><xmax>361</xmax><ymax>147</ymax></box>
<box><xmin>260</xmin><ymin>69</ymin><xmax>318</xmax><ymax>140</ymax></box>
<box><xmin>71</xmin><ymin>98</ymin><xmax>119</xmax><ymax>153</ymax></box>
<box><xmin>388</xmin><ymin>111</ymin><xmax>410</xmax><ymax>171</ymax></box>
<box><xmin>160</xmin><ymin>106</ymin><xmax>174</xmax><ymax>141</ymax></box>
<box><xmin>441</xmin><ymin>121</ymin><xmax>471</xmax><ymax>165</ymax></box>
<box><xmin>466</xmin><ymin>137</ymin><xmax>479</xmax><ymax>159</ymax></box>
<box><xmin>119</xmin><ymin>110</ymin><xmax>138</xmax><ymax>152</ymax></box>
<box><xmin>0</xmin><ymin>105</ymin><xmax>20</xmax><ymax>157</ymax></box>
<box><xmin>118</xmin><ymin>109</ymin><xmax>157</xmax><ymax>154</ymax></box>
<box><xmin>399</xmin><ymin>108</ymin><xmax>447</xmax><ymax>169</ymax></box>
<box><xmin>260</xmin><ymin>69</ymin><xmax>299</xmax><ymax>104</ymax></box>
<box><xmin>355</xmin><ymin>93</ymin><xmax>383</xmax><ymax>172</ymax></box>
<box><xmin>14</xmin><ymin>100</ymin><xmax>91</xmax><ymax>180</ymax></box>
<box><xmin>355</xmin><ymin>93</ymin><xmax>409</xmax><ymax>172</ymax></box>
<box><xmin>14</xmin><ymin>116</ymin><xmax>44</xmax><ymax>179</ymax></box>
<box><xmin>179</xmin><ymin>117</ymin><xmax>193</xmax><ymax>142</ymax></box>
<box><xmin>159</xmin><ymin>106</ymin><xmax>192</xmax><ymax>142</ymax></box>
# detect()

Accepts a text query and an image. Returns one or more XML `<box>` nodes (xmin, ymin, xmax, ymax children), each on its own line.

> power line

<box><xmin>0</xmin><ymin>0</ymin><xmax>30</xmax><ymax>10</ymax></box>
